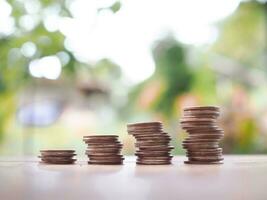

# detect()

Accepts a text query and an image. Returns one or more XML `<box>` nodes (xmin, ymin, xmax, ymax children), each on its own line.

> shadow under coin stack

<box><xmin>180</xmin><ymin>106</ymin><xmax>224</xmax><ymax>164</ymax></box>
<box><xmin>83</xmin><ymin>135</ymin><xmax>124</xmax><ymax>165</ymax></box>
<box><xmin>127</xmin><ymin>122</ymin><xmax>173</xmax><ymax>165</ymax></box>
<box><xmin>39</xmin><ymin>150</ymin><xmax>76</xmax><ymax>164</ymax></box>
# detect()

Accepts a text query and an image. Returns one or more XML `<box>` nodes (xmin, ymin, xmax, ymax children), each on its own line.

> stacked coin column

<box><xmin>83</xmin><ymin>135</ymin><xmax>124</xmax><ymax>165</ymax></box>
<box><xmin>127</xmin><ymin>122</ymin><xmax>173</xmax><ymax>165</ymax></box>
<box><xmin>180</xmin><ymin>106</ymin><xmax>224</xmax><ymax>164</ymax></box>
<box><xmin>39</xmin><ymin>150</ymin><xmax>76</xmax><ymax>165</ymax></box>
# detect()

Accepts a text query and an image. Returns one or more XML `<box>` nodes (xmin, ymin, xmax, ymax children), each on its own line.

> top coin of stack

<box><xmin>180</xmin><ymin>106</ymin><xmax>224</xmax><ymax>164</ymax></box>
<box><xmin>39</xmin><ymin>150</ymin><xmax>76</xmax><ymax>165</ymax></box>
<box><xmin>127</xmin><ymin>122</ymin><xmax>173</xmax><ymax>165</ymax></box>
<box><xmin>83</xmin><ymin>135</ymin><xmax>124</xmax><ymax>165</ymax></box>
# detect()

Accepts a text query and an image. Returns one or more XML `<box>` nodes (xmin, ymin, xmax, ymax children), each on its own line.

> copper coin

<box><xmin>40</xmin><ymin>150</ymin><xmax>75</xmax><ymax>153</ymax></box>
<box><xmin>127</xmin><ymin>121</ymin><xmax>162</xmax><ymax>127</ymax></box>
<box><xmin>136</xmin><ymin>160</ymin><xmax>171</xmax><ymax>165</ymax></box>
<box><xmin>88</xmin><ymin>160</ymin><xmax>123</xmax><ymax>165</ymax></box>
<box><xmin>183</xmin><ymin>106</ymin><xmax>220</xmax><ymax>111</ymax></box>
<box><xmin>184</xmin><ymin>160</ymin><xmax>223</xmax><ymax>165</ymax></box>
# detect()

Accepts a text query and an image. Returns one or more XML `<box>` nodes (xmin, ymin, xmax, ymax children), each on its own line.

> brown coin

<box><xmin>41</xmin><ymin>158</ymin><xmax>76</xmax><ymax>164</ymax></box>
<box><xmin>180</xmin><ymin>117</ymin><xmax>216</xmax><ymax>123</ymax></box>
<box><xmin>88</xmin><ymin>155</ymin><xmax>124</xmax><ymax>160</ymax></box>
<box><xmin>184</xmin><ymin>137</ymin><xmax>220</xmax><ymax>142</ymax></box>
<box><xmin>135</xmin><ymin>138</ymin><xmax>171</xmax><ymax>144</ymax></box>
<box><xmin>129</xmin><ymin>129</ymin><xmax>165</xmax><ymax>133</ymax></box>
<box><xmin>40</xmin><ymin>150</ymin><xmax>75</xmax><ymax>153</ymax></box>
<box><xmin>183</xmin><ymin>144</ymin><xmax>219</xmax><ymax>150</ymax></box>
<box><xmin>135</xmin><ymin>134</ymin><xmax>171</xmax><ymax>139</ymax></box>
<box><xmin>83</xmin><ymin>135</ymin><xmax>118</xmax><ymax>139</ymax></box>
<box><xmin>188</xmin><ymin>156</ymin><xmax>224</xmax><ymax>162</ymax></box>
<box><xmin>135</xmin><ymin>152</ymin><xmax>171</xmax><ymax>157</ymax></box>
<box><xmin>136</xmin><ymin>148</ymin><xmax>171</xmax><ymax>153</ymax></box>
<box><xmin>181</xmin><ymin>124</ymin><xmax>219</xmax><ymax>130</ymax></box>
<box><xmin>184</xmin><ymin>160</ymin><xmax>223</xmax><ymax>165</ymax></box>
<box><xmin>186</xmin><ymin>127</ymin><xmax>223</xmax><ymax>133</ymax></box>
<box><xmin>181</xmin><ymin>124</ymin><xmax>218</xmax><ymax>129</ymax></box>
<box><xmin>83</xmin><ymin>138</ymin><xmax>119</xmax><ymax>143</ymax></box>
<box><xmin>40</xmin><ymin>152</ymin><xmax>76</xmax><ymax>157</ymax></box>
<box><xmin>39</xmin><ymin>155</ymin><xmax>76</xmax><ymax>159</ymax></box>
<box><xmin>88</xmin><ymin>156</ymin><xmax>124</xmax><ymax>160</ymax></box>
<box><xmin>186</xmin><ymin>152</ymin><xmax>222</xmax><ymax>157</ymax></box>
<box><xmin>183</xmin><ymin>112</ymin><xmax>219</xmax><ymax>118</ymax></box>
<box><xmin>84</xmin><ymin>141</ymin><xmax>121</xmax><ymax>146</ymax></box>
<box><xmin>138</xmin><ymin>145</ymin><xmax>174</xmax><ymax>150</ymax></box>
<box><xmin>135</xmin><ymin>141</ymin><xmax>170</xmax><ymax>146</ymax></box>
<box><xmin>128</xmin><ymin>127</ymin><xmax>164</xmax><ymax>134</ymax></box>
<box><xmin>86</xmin><ymin>152</ymin><xmax>121</xmax><ymax>156</ymax></box>
<box><xmin>184</xmin><ymin>110</ymin><xmax>220</xmax><ymax>115</ymax></box>
<box><xmin>40</xmin><ymin>161</ymin><xmax>76</xmax><ymax>165</ymax></box>
<box><xmin>86</xmin><ymin>151</ymin><xmax>121</xmax><ymax>156</ymax></box>
<box><xmin>187</xmin><ymin>134</ymin><xmax>224</xmax><ymax>140</ymax></box>
<box><xmin>137</xmin><ymin>155</ymin><xmax>173</xmax><ymax>160</ymax></box>
<box><xmin>183</xmin><ymin>106</ymin><xmax>220</xmax><ymax>111</ymax></box>
<box><xmin>127</xmin><ymin>121</ymin><xmax>162</xmax><ymax>127</ymax></box>
<box><xmin>41</xmin><ymin>157</ymin><xmax>76</xmax><ymax>162</ymax></box>
<box><xmin>130</xmin><ymin>133</ymin><xmax>166</xmax><ymax>138</ymax></box>
<box><xmin>186</xmin><ymin>150</ymin><xmax>222</xmax><ymax>155</ymax></box>
<box><xmin>136</xmin><ymin>160</ymin><xmax>171</xmax><ymax>165</ymax></box>
<box><xmin>186</xmin><ymin>147</ymin><xmax>222</xmax><ymax>152</ymax></box>
<box><xmin>88</xmin><ymin>160</ymin><xmax>123</xmax><ymax>165</ymax></box>
<box><xmin>87</xmin><ymin>143</ymin><xmax>122</xmax><ymax>148</ymax></box>
<box><xmin>132</xmin><ymin>133</ymin><xmax>168</xmax><ymax>138</ymax></box>
<box><xmin>180</xmin><ymin>121</ymin><xmax>217</xmax><ymax>126</ymax></box>
<box><xmin>86</xmin><ymin>148</ymin><xmax>121</xmax><ymax>153</ymax></box>
<box><xmin>183</xmin><ymin>141</ymin><xmax>218</xmax><ymax>146</ymax></box>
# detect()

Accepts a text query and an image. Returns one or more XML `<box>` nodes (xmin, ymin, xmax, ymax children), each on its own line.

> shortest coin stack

<box><xmin>127</xmin><ymin>122</ymin><xmax>173</xmax><ymax>165</ymax></box>
<box><xmin>39</xmin><ymin>150</ymin><xmax>76</xmax><ymax>164</ymax></box>
<box><xmin>83</xmin><ymin>135</ymin><xmax>124</xmax><ymax>165</ymax></box>
<box><xmin>180</xmin><ymin>106</ymin><xmax>224</xmax><ymax>164</ymax></box>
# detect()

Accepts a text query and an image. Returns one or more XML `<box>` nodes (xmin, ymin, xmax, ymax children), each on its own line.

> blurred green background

<box><xmin>0</xmin><ymin>0</ymin><xmax>266</xmax><ymax>156</ymax></box>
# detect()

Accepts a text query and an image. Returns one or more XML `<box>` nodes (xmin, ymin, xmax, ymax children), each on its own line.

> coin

<box><xmin>83</xmin><ymin>134</ymin><xmax>124</xmax><ymax>165</ymax></box>
<box><xmin>128</xmin><ymin>121</ymin><xmax>173</xmax><ymax>165</ymax></box>
<box><xmin>180</xmin><ymin>106</ymin><xmax>224</xmax><ymax>165</ymax></box>
<box><xmin>183</xmin><ymin>106</ymin><xmax>219</xmax><ymax>111</ymax></box>
<box><xmin>39</xmin><ymin>150</ymin><xmax>76</xmax><ymax>165</ymax></box>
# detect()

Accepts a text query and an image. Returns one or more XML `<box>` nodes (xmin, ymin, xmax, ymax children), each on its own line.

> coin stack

<box><xmin>127</xmin><ymin>122</ymin><xmax>173</xmax><ymax>165</ymax></box>
<box><xmin>180</xmin><ymin>106</ymin><xmax>224</xmax><ymax>164</ymax></box>
<box><xmin>83</xmin><ymin>135</ymin><xmax>124</xmax><ymax>165</ymax></box>
<box><xmin>39</xmin><ymin>150</ymin><xmax>76</xmax><ymax>164</ymax></box>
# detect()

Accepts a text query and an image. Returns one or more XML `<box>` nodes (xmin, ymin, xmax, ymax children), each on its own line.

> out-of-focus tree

<box><xmin>212</xmin><ymin>0</ymin><xmax>267</xmax><ymax>153</ymax></box>
<box><xmin>213</xmin><ymin>0</ymin><xmax>266</xmax><ymax>69</ymax></box>
<box><xmin>0</xmin><ymin>0</ymin><xmax>121</xmax><ymax>140</ymax></box>
<box><xmin>129</xmin><ymin>36</ymin><xmax>194</xmax><ymax>118</ymax></box>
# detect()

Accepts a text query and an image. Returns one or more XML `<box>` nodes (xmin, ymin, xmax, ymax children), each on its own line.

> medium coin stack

<box><xmin>180</xmin><ymin>106</ymin><xmax>224</xmax><ymax>164</ymax></box>
<box><xmin>83</xmin><ymin>135</ymin><xmax>124</xmax><ymax>165</ymax></box>
<box><xmin>127</xmin><ymin>122</ymin><xmax>173</xmax><ymax>165</ymax></box>
<box><xmin>39</xmin><ymin>150</ymin><xmax>76</xmax><ymax>164</ymax></box>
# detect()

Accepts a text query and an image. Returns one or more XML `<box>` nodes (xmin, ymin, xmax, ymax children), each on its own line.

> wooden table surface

<box><xmin>0</xmin><ymin>155</ymin><xmax>267</xmax><ymax>200</ymax></box>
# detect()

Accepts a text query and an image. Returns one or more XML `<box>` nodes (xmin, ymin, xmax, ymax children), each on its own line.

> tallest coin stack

<box><xmin>180</xmin><ymin>106</ymin><xmax>224</xmax><ymax>164</ymax></box>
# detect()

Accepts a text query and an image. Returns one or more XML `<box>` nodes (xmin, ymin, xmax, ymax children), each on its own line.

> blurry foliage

<box><xmin>0</xmin><ymin>0</ymin><xmax>121</xmax><ymax>140</ymax></box>
<box><xmin>214</xmin><ymin>1</ymin><xmax>266</xmax><ymax>69</ymax></box>
<box><xmin>98</xmin><ymin>1</ymin><xmax>121</xmax><ymax>14</ymax></box>
<box><xmin>191</xmin><ymin>63</ymin><xmax>217</xmax><ymax>103</ymax></box>
<box><xmin>213</xmin><ymin>0</ymin><xmax>267</xmax><ymax>153</ymax></box>
<box><xmin>91</xmin><ymin>59</ymin><xmax>122</xmax><ymax>81</ymax></box>
<box><xmin>0</xmin><ymin>0</ymin><xmax>266</xmax><ymax>154</ymax></box>
<box><xmin>129</xmin><ymin>37</ymin><xmax>194</xmax><ymax>118</ymax></box>
<box><xmin>151</xmin><ymin>37</ymin><xmax>193</xmax><ymax>116</ymax></box>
